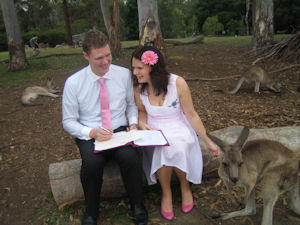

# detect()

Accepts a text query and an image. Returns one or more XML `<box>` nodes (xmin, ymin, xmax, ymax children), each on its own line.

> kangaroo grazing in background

<box><xmin>21</xmin><ymin>77</ymin><xmax>60</xmax><ymax>105</ymax></box>
<box><xmin>208</xmin><ymin>126</ymin><xmax>300</xmax><ymax>225</ymax></box>
<box><xmin>225</xmin><ymin>65</ymin><xmax>281</xmax><ymax>94</ymax></box>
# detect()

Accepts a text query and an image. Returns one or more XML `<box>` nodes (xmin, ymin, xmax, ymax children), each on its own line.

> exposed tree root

<box><xmin>252</xmin><ymin>33</ymin><xmax>300</xmax><ymax>65</ymax></box>
<box><xmin>185</xmin><ymin>75</ymin><xmax>240</xmax><ymax>82</ymax></box>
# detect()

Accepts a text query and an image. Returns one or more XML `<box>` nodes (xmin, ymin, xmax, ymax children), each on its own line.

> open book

<box><xmin>94</xmin><ymin>129</ymin><xmax>169</xmax><ymax>152</ymax></box>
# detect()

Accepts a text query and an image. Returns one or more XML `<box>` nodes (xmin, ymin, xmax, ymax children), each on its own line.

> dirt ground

<box><xmin>0</xmin><ymin>43</ymin><xmax>299</xmax><ymax>225</ymax></box>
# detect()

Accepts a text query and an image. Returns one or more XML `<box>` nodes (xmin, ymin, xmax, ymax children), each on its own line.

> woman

<box><xmin>131</xmin><ymin>46</ymin><xmax>220</xmax><ymax>221</ymax></box>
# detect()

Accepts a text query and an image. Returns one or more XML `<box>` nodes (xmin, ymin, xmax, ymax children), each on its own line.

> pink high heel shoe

<box><xmin>161</xmin><ymin>208</ymin><xmax>174</xmax><ymax>220</ymax></box>
<box><xmin>182</xmin><ymin>201</ymin><xmax>194</xmax><ymax>213</ymax></box>
<box><xmin>182</xmin><ymin>189</ymin><xmax>194</xmax><ymax>213</ymax></box>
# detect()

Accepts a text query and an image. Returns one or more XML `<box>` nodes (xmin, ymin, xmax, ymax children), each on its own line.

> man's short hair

<box><xmin>82</xmin><ymin>30</ymin><xmax>109</xmax><ymax>55</ymax></box>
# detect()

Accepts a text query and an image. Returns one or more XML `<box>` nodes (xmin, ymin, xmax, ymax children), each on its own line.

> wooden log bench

<box><xmin>49</xmin><ymin>126</ymin><xmax>300</xmax><ymax>210</ymax></box>
<box><xmin>49</xmin><ymin>159</ymin><xmax>127</xmax><ymax>210</ymax></box>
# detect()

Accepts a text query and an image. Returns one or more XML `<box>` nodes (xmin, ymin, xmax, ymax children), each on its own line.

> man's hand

<box><xmin>90</xmin><ymin>128</ymin><xmax>113</xmax><ymax>141</ymax></box>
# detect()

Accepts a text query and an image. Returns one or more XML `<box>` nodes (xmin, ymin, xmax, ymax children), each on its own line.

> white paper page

<box><xmin>133</xmin><ymin>130</ymin><xmax>167</xmax><ymax>146</ymax></box>
<box><xmin>94</xmin><ymin>129</ymin><xmax>144</xmax><ymax>151</ymax></box>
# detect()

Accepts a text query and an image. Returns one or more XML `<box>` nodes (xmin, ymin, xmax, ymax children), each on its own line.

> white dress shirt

<box><xmin>62</xmin><ymin>64</ymin><xmax>138</xmax><ymax>140</ymax></box>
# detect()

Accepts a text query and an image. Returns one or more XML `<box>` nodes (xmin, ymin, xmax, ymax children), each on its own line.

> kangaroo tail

<box><xmin>226</xmin><ymin>76</ymin><xmax>246</xmax><ymax>94</ymax></box>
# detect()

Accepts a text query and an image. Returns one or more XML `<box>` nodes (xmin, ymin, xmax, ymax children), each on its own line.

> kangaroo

<box><xmin>208</xmin><ymin>126</ymin><xmax>300</xmax><ymax>225</ymax></box>
<box><xmin>21</xmin><ymin>77</ymin><xmax>60</xmax><ymax>105</ymax></box>
<box><xmin>225</xmin><ymin>66</ymin><xmax>281</xmax><ymax>94</ymax></box>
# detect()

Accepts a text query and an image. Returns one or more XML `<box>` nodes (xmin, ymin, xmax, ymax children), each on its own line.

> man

<box><xmin>29</xmin><ymin>35</ymin><xmax>40</xmax><ymax>57</ymax></box>
<box><xmin>29</xmin><ymin>35</ymin><xmax>39</xmax><ymax>50</ymax></box>
<box><xmin>62</xmin><ymin>30</ymin><xmax>148</xmax><ymax>225</ymax></box>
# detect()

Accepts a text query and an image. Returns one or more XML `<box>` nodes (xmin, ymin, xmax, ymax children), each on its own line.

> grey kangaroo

<box><xmin>21</xmin><ymin>77</ymin><xmax>60</xmax><ymax>105</ymax></box>
<box><xmin>208</xmin><ymin>126</ymin><xmax>300</xmax><ymax>225</ymax></box>
<box><xmin>226</xmin><ymin>65</ymin><xmax>281</xmax><ymax>94</ymax></box>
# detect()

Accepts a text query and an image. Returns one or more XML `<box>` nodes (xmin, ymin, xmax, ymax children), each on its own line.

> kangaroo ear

<box><xmin>234</xmin><ymin>126</ymin><xmax>249</xmax><ymax>147</ymax></box>
<box><xmin>207</xmin><ymin>133</ymin><xmax>225</xmax><ymax>152</ymax></box>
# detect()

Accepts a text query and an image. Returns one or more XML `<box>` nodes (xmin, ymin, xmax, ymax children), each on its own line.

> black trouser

<box><xmin>75</xmin><ymin>126</ymin><xmax>144</xmax><ymax>219</ymax></box>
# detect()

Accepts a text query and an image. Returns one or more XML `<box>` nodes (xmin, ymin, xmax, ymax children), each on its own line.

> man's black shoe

<box><xmin>131</xmin><ymin>203</ymin><xmax>148</xmax><ymax>225</ymax></box>
<box><xmin>82</xmin><ymin>214</ymin><xmax>97</xmax><ymax>225</ymax></box>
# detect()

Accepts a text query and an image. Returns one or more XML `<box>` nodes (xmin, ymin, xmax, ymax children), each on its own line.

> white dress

<box><xmin>141</xmin><ymin>74</ymin><xmax>203</xmax><ymax>185</ymax></box>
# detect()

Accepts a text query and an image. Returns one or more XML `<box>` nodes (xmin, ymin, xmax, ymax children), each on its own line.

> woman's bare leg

<box><xmin>157</xmin><ymin>166</ymin><xmax>173</xmax><ymax>212</ymax></box>
<box><xmin>174</xmin><ymin>168</ymin><xmax>193</xmax><ymax>205</ymax></box>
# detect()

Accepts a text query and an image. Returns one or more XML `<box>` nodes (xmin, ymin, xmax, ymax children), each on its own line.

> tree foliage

<box><xmin>226</xmin><ymin>19</ymin><xmax>246</xmax><ymax>35</ymax></box>
<box><xmin>202</xmin><ymin>16</ymin><xmax>224</xmax><ymax>35</ymax></box>
<box><xmin>193</xmin><ymin>0</ymin><xmax>246</xmax><ymax>34</ymax></box>
<box><xmin>0</xmin><ymin>0</ymin><xmax>298</xmax><ymax>52</ymax></box>
<box><xmin>15</xmin><ymin>0</ymin><xmax>56</xmax><ymax>32</ymax></box>
<box><xmin>274</xmin><ymin>0</ymin><xmax>300</xmax><ymax>33</ymax></box>
<box><xmin>158</xmin><ymin>0</ymin><xmax>197</xmax><ymax>38</ymax></box>
<box><xmin>119</xmin><ymin>0</ymin><xmax>139</xmax><ymax>40</ymax></box>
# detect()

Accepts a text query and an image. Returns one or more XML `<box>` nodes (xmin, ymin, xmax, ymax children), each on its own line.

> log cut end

<box><xmin>49</xmin><ymin>159</ymin><xmax>126</xmax><ymax>209</ymax></box>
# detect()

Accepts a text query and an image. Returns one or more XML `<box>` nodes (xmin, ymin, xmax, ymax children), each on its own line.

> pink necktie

<box><xmin>99</xmin><ymin>78</ymin><xmax>111</xmax><ymax>128</ymax></box>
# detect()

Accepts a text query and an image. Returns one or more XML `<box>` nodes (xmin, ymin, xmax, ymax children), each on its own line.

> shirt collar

<box><xmin>87</xmin><ymin>65</ymin><xmax>112</xmax><ymax>82</ymax></box>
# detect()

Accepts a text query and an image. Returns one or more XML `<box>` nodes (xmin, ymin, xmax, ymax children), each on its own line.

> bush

<box><xmin>41</xmin><ymin>28</ymin><xmax>67</xmax><ymax>47</ymax></box>
<box><xmin>0</xmin><ymin>33</ymin><xmax>8</xmax><ymax>51</ymax></box>
<box><xmin>202</xmin><ymin>16</ymin><xmax>224</xmax><ymax>36</ymax></box>
<box><xmin>0</xmin><ymin>28</ymin><xmax>72</xmax><ymax>52</ymax></box>
<box><xmin>71</xmin><ymin>19</ymin><xmax>91</xmax><ymax>34</ymax></box>
<box><xmin>226</xmin><ymin>19</ymin><xmax>246</xmax><ymax>36</ymax></box>
<box><xmin>23</xmin><ymin>28</ymin><xmax>67</xmax><ymax>48</ymax></box>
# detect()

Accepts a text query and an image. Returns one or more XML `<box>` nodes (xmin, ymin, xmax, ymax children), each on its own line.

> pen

<box><xmin>100</xmin><ymin>126</ymin><xmax>113</xmax><ymax>134</ymax></box>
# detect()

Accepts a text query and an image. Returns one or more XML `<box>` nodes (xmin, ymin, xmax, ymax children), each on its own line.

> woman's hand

<box><xmin>138</xmin><ymin>122</ymin><xmax>153</xmax><ymax>130</ymax></box>
<box><xmin>127</xmin><ymin>124</ymin><xmax>138</xmax><ymax>131</ymax></box>
<box><xmin>206</xmin><ymin>139</ymin><xmax>220</xmax><ymax>157</ymax></box>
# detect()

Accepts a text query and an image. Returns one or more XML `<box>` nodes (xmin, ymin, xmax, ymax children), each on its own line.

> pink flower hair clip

<box><xmin>141</xmin><ymin>50</ymin><xmax>158</xmax><ymax>66</ymax></box>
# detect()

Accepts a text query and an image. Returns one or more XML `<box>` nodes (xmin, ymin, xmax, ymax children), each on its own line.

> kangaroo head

<box><xmin>266</xmin><ymin>79</ymin><xmax>281</xmax><ymax>93</ymax></box>
<box><xmin>208</xmin><ymin>126</ymin><xmax>249</xmax><ymax>184</ymax></box>
<box><xmin>46</xmin><ymin>77</ymin><xmax>57</xmax><ymax>91</ymax></box>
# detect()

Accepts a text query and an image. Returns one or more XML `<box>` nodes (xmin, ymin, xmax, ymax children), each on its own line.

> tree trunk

<box><xmin>137</xmin><ymin>0</ymin><xmax>165</xmax><ymax>53</ymax></box>
<box><xmin>252</xmin><ymin>0</ymin><xmax>274</xmax><ymax>53</ymax></box>
<box><xmin>100</xmin><ymin>0</ymin><xmax>121</xmax><ymax>57</ymax></box>
<box><xmin>0</xmin><ymin>0</ymin><xmax>28</xmax><ymax>71</ymax></box>
<box><xmin>245</xmin><ymin>0</ymin><xmax>250</xmax><ymax>35</ymax></box>
<box><xmin>63</xmin><ymin>0</ymin><xmax>73</xmax><ymax>46</ymax></box>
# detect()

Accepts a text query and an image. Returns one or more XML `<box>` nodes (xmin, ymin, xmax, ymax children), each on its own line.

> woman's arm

<box><xmin>176</xmin><ymin>76</ymin><xmax>219</xmax><ymax>156</ymax></box>
<box><xmin>134</xmin><ymin>87</ymin><xmax>153</xmax><ymax>130</ymax></box>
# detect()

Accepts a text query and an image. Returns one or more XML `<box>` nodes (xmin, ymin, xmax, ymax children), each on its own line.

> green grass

<box><xmin>0</xmin><ymin>35</ymin><xmax>294</xmax><ymax>89</ymax></box>
<box><xmin>0</xmin><ymin>47</ymin><xmax>83</xmax><ymax>61</ymax></box>
<box><xmin>178</xmin><ymin>34</ymin><xmax>293</xmax><ymax>46</ymax></box>
<box><xmin>0</xmin><ymin>53</ymin><xmax>87</xmax><ymax>88</ymax></box>
<box><xmin>36</xmin><ymin>204</ymin><xmax>83</xmax><ymax>225</ymax></box>
<box><xmin>122</xmin><ymin>40</ymin><xmax>139</xmax><ymax>48</ymax></box>
<box><xmin>203</xmin><ymin>35</ymin><xmax>251</xmax><ymax>46</ymax></box>
<box><xmin>34</xmin><ymin>191</ymin><xmax>132</xmax><ymax>224</ymax></box>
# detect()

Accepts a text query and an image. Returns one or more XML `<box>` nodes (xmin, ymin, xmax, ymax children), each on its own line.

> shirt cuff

<box><xmin>81</xmin><ymin>126</ymin><xmax>92</xmax><ymax>140</ymax></box>
<box><xmin>128</xmin><ymin>116</ymin><xmax>138</xmax><ymax>126</ymax></box>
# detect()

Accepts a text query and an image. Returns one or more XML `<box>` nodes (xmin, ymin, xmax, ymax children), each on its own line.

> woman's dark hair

<box><xmin>131</xmin><ymin>46</ymin><xmax>169</xmax><ymax>96</ymax></box>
